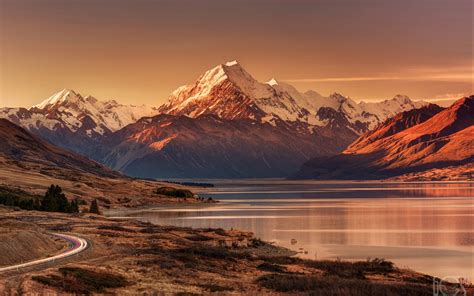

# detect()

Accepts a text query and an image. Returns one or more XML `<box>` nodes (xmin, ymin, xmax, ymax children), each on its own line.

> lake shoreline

<box><xmin>1</xmin><ymin>180</ymin><xmax>473</xmax><ymax>294</ymax></box>
<box><xmin>3</xmin><ymin>206</ymin><xmax>472</xmax><ymax>295</ymax></box>
<box><xmin>121</xmin><ymin>180</ymin><xmax>474</xmax><ymax>282</ymax></box>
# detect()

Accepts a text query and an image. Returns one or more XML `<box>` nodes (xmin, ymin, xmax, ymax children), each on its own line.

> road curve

<box><xmin>0</xmin><ymin>233</ymin><xmax>88</xmax><ymax>273</ymax></box>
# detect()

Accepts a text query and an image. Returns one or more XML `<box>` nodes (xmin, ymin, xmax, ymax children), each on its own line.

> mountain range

<box><xmin>1</xmin><ymin>60</ymin><xmax>452</xmax><ymax>179</ymax></box>
<box><xmin>292</xmin><ymin>96</ymin><xmax>474</xmax><ymax>180</ymax></box>
<box><xmin>158</xmin><ymin>61</ymin><xmax>426</xmax><ymax>134</ymax></box>
<box><xmin>0</xmin><ymin>89</ymin><xmax>157</xmax><ymax>160</ymax></box>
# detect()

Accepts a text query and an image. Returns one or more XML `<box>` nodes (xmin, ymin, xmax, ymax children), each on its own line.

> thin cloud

<box><xmin>430</xmin><ymin>92</ymin><xmax>470</xmax><ymax>101</ymax></box>
<box><xmin>284</xmin><ymin>74</ymin><xmax>473</xmax><ymax>83</ymax></box>
<box><xmin>284</xmin><ymin>66</ymin><xmax>473</xmax><ymax>83</ymax></box>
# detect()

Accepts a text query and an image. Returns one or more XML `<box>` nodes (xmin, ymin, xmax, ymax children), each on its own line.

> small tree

<box><xmin>42</xmin><ymin>185</ymin><xmax>64</xmax><ymax>212</ymax></box>
<box><xmin>68</xmin><ymin>199</ymin><xmax>79</xmax><ymax>213</ymax></box>
<box><xmin>89</xmin><ymin>199</ymin><xmax>100</xmax><ymax>215</ymax></box>
<box><xmin>72</xmin><ymin>199</ymin><xmax>79</xmax><ymax>213</ymax></box>
<box><xmin>33</xmin><ymin>197</ymin><xmax>41</xmax><ymax>211</ymax></box>
<box><xmin>41</xmin><ymin>184</ymin><xmax>76</xmax><ymax>213</ymax></box>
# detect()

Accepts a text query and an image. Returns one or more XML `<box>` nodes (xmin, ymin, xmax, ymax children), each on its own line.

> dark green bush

<box><xmin>89</xmin><ymin>199</ymin><xmax>100</xmax><ymax>214</ymax></box>
<box><xmin>97</xmin><ymin>224</ymin><xmax>136</xmax><ymax>232</ymax></box>
<box><xmin>0</xmin><ymin>185</ymin><xmax>78</xmax><ymax>213</ymax></box>
<box><xmin>257</xmin><ymin>262</ymin><xmax>287</xmax><ymax>273</ymax></box>
<box><xmin>155</xmin><ymin>186</ymin><xmax>194</xmax><ymax>198</ymax></box>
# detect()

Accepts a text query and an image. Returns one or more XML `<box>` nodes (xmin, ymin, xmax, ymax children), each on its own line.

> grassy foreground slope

<box><xmin>0</xmin><ymin>119</ymin><xmax>200</xmax><ymax>207</ymax></box>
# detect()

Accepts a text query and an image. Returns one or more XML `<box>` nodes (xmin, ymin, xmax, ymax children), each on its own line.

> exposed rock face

<box><xmin>291</xmin><ymin>96</ymin><xmax>474</xmax><ymax>180</ymax></box>
<box><xmin>102</xmin><ymin>114</ymin><xmax>343</xmax><ymax>178</ymax></box>
<box><xmin>159</xmin><ymin>61</ymin><xmax>427</xmax><ymax>135</ymax></box>
<box><xmin>0</xmin><ymin>89</ymin><xmax>157</xmax><ymax>160</ymax></box>
<box><xmin>0</xmin><ymin>61</ymin><xmax>429</xmax><ymax>178</ymax></box>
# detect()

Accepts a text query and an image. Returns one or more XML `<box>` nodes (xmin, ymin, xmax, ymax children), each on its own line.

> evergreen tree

<box><xmin>4</xmin><ymin>195</ymin><xmax>14</xmax><ymax>206</ymax></box>
<box><xmin>42</xmin><ymin>185</ymin><xmax>59</xmax><ymax>211</ymax></box>
<box><xmin>69</xmin><ymin>199</ymin><xmax>79</xmax><ymax>213</ymax></box>
<box><xmin>33</xmin><ymin>198</ymin><xmax>41</xmax><ymax>211</ymax></box>
<box><xmin>58</xmin><ymin>193</ymin><xmax>69</xmax><ymax>212</ymax></box>
<box><xmin>89</xmin><ymin>199</ymin><xmax>100</xmax><ymax>214</ymax></box>
<box><xmin>41</xmin><ymin>184</ymin><xmax>73</xmax><ymax>213</ymax></box>
<box><xmin>19</xmin><ymin>199</ymin><xmax>34</xmax><ymax>210</ymax></box>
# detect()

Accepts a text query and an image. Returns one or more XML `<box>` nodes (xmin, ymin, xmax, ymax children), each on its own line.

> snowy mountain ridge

<box><xmin>1</xmin><ymin>89</ymin><xmax>158</xmax><ymax>136</ymax></box>
<box><xmin>159</xmin><ymin>61</ymin><xmax>427</xmax><ymax>134</ymax></box>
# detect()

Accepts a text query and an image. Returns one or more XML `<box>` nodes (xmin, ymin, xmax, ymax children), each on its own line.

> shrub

<box><xmin>33</xmin><ymin>267</ymin><xmax>128</xmax><ymax>294</ymax></box>
<box><xmin>155</xmin><ymin>186</ymin><xmax>194</xmax><ymax>198</ymax></box>
<box><xmin>257</xmin><ymin>274</ymin><xmax>432</xmax><ymax>295</ymax></box>
<box><xmin>257</xmin><ymin>262</ymin><xmax>287</xmax><ymax>273</ymax></box>
<box><xmin>0</xmin><ymin>185</ymin><xmax>78</xmax><ymax>213</ymax></box>
<box><xmin>185</xmin><ymin>234</ymin><xmax>212</xmax><ymax>241</ymax></box>
<box><xmin>89</xmin><ymin>199</ymin><xmax>100</xmax><ymax>214</ymax></box>
<box><xmin>214</xmin><ymin>228</ymin><xmax>227</xmax><ymax>236</ymax></box>
<box><xmin>303</xmin><ymin>258</ymin><xmax>395</xmax><ymax>279</ymax></box>
<box><xmin>198</xmin><ymin>284</ymin><xmax>234</xmax><ymax>292</ymax></box>
<box><xmin>97</xmin><ymin>224</ymin><xmax>136</xmax><ymax>232</ymax></box>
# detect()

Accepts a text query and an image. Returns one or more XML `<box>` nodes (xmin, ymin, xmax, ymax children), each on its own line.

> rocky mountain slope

<box><xmin>0</xmin><ymin>119</ymin><xmax>177</xmax><ymax>206</ymax></box>
<box><xmin>159</xmin><ymin>61</ymin><xmax>426</xmax><ymax>134</ymax></box>
<box><xmin>102</xmin><ymin>114</ymin><xmax>342</xmax><ymax>178</ymax></box>
<box><xmin>107</xmin><ymin>60</ymin><xmax>424</xmax><ymax>178</ymax></box>
<box><xmin>0</xmin><ymin>61</ymin><xmax>429</xmax><ymax>178</ymax></box>
<box><xmin>291</xmin><ymin>96</ymin><xmax>474</xmax><ymax>180</ymax></box>
<box><xmin>0</xmin><ymin>89</ymin><xmax>157</xmax><ymax>159</ymax></box>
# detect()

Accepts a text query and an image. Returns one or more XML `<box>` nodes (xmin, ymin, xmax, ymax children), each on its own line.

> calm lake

<box><xmin>111</xmin><ymin>180</ymin><xmax>474</xmax><ymax>281</ymax></box>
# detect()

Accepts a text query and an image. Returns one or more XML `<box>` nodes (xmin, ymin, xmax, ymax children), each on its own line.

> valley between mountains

<box><xmin>0</xmin><ymin>61</ymin><xmax>472</xmax><ymax>295</ymax></box>
<box><xmin>1</xmin><ymin>60</ymin><xmax>472</xmax><ymax>180</ymax></box>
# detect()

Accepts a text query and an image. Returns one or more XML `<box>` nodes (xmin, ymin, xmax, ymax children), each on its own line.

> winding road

<box><xmin>0</xmin><ymin>233</ymin><xmax>88</xmax><ymax>273</ymax></box>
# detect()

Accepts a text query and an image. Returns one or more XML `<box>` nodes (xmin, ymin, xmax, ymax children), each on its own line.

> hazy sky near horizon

<box><xmin>0</xmin><ymin>0</ymin><xmax>472</xmax><ymax>107</ymax></box>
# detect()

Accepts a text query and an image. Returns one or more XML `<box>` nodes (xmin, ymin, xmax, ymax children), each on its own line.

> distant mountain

<box><xmin>159</xmin><ymin>61</ymin><xmax>427</xmax><ymax>135</ymax></box>
<box><xmin>101</xmin><ymin>114</ymin><xmax>341</xmax><ymax>178</ymax></box>
<box><xmin>0</xmin><ymin>61</ymin><xmax>430</xmax><ymax>178</ymax></box>
<box><xmin>291</xmin><ymin>96</ymin><xmax>474</xmax><ymax>180</ymax></box>
<box><xmin>0</xmin><ymin>89</ymin><xmax>157</xmax><ymax>159</ymax></box>
<box><xmin>98</xmin><ymin>61</ymin><xmax>427</xmax><ymax>178</ymax></box>
<box><xmin>347</xmin><ymin>104</ymin><xmax>444</xmax><ymax>151</ymax></box>
<box><xmin>0</xmin><ymin>119</ymin><xmax>175</xmax><ymax>205</ymax></box>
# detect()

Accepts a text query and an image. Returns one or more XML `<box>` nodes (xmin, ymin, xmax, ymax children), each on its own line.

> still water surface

<box><xmin>112</xmin><ymin>180</ymin><xmax>474</xmax><ymax>280</ymax></box>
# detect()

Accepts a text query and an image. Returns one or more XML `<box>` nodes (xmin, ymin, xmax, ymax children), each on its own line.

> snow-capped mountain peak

<box><xmin>2</xmin><ymin>89</ymin><xmax>158</xmax><ymax>138</ymax></box>
<box><xmin>159</xmin><ymin>60</ymin><xmax>276</xmax><ymax>119</ymax></box>
<box><xmin>267</xmin><ymin>78</ymin><xmax>279</xmax><ymax>86</ymax></box>
<box><xmin>159</xmin><ymin>61</ymin><xmax>428</xmax><ymax>134</ymax></box>
<box><xmin>393</xmin><ymin>94</ymin><xmax>411</xmax><ymax>103</ymax></box>
<box><xmin>32</xmin><ymin>88</ymin><xmax>81</xmax><ymax>109</ymax></box>
<box><xmin>225</xmin><ymin>60</ymin><xmax>239</xmax><ymax>66</ymax></box>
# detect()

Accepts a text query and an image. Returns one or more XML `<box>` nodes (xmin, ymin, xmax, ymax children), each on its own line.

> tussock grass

<box><xmin>257</xmin><ymin>274</ymin><xmax>432</xmax><ymax>295</ymax></box>
<box><xmin>32</xmin><ymin>267</ymin><xmax>128</xmax><ymax>294</ymax></box>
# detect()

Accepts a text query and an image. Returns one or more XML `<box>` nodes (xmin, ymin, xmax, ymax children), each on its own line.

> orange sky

<box><xmin>0</xmin><ymin>0</ymin><xmax>472</xmax><ymax>107</ymax></box>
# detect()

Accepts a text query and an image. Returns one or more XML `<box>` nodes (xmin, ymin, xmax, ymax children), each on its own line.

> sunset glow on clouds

<box><xmin>0</xmin><ymin>0</ymin><xmax>472</xmax><ymax>107</ymax></box>
<box><xmin>285</xmin><ymin>64</ymin><xmax>473</xmax><ymax>83</ymax></box>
